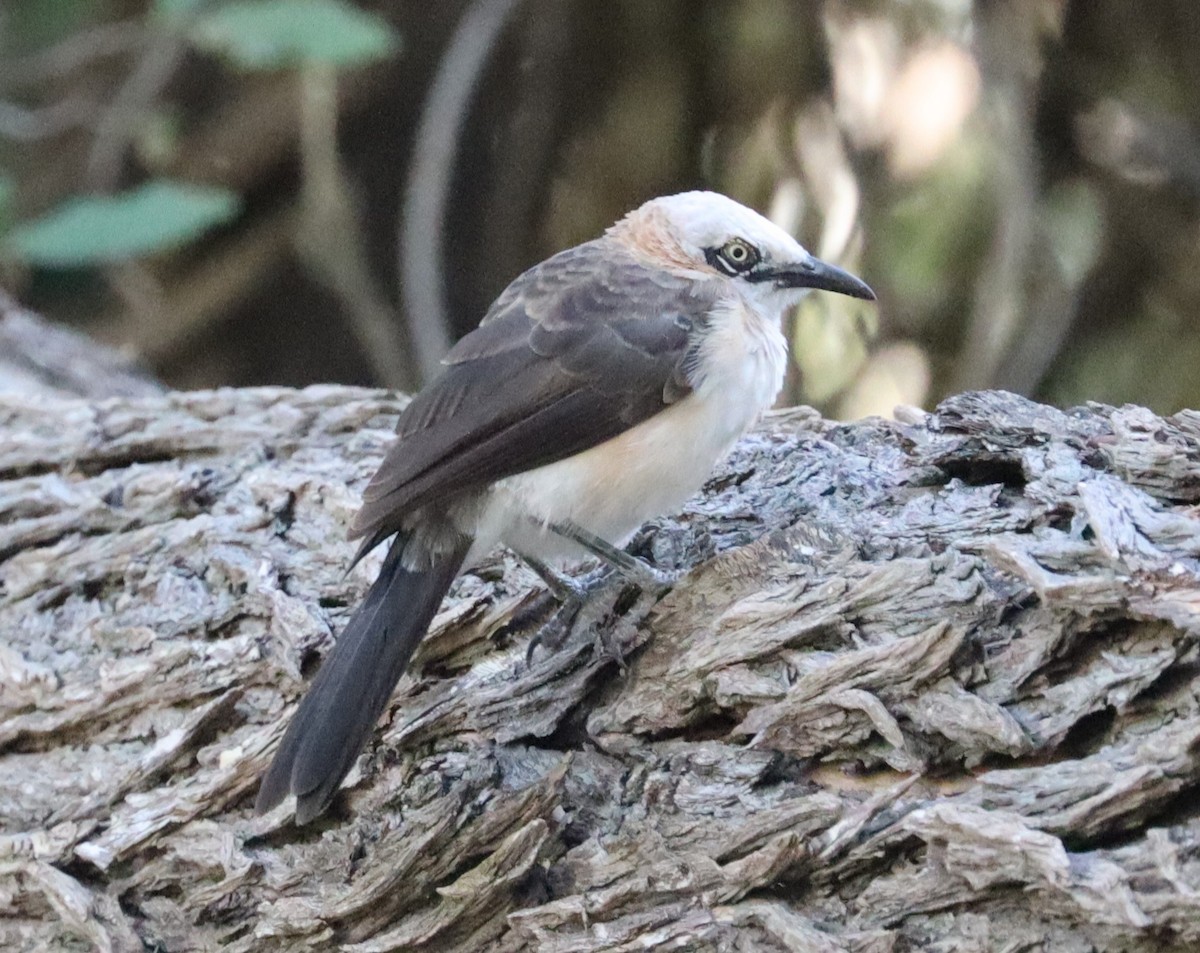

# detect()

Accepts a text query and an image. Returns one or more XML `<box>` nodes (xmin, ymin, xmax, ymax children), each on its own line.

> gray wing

<box><xmin>351</xmin><ymin>238</ymin><xmax>716</xmax><ymax>555</ymax></box>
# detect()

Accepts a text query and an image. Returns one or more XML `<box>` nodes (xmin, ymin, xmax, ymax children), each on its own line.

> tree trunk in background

<box><xmin>3</xmin><ymin>383</ymin><xmax>1200</xmax><ymax>952</ymax></box>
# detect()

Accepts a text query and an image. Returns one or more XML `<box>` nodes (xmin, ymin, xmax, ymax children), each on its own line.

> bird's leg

<box><xmin>520</xmin><ymin>553</ymin><xmax>590</xmax><ymax>603</ymax></box>
<box><xmin>520</xmin><ymin>554</ymin><xmax>609</xmax><ymax>664</ymax></box>
<box><xmin>524</xmin><ymin>520</ymin><xmax>677</xmax><ymax>668</ymax></box>
<box><xmin>523</xmin><ymin>522</ymin><xmax>679</xmax><ymax>667</ymax></box>
<box><xmin>548</xmin><ymin>519</ymin><xmax>679</xmax><ymax>588</ymax></box>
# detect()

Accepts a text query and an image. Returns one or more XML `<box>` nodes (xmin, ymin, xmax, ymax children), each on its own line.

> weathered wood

<box><xmin>0</xmin><ymin>289</ymin><xmax>163</xmax><ymax>401</ymax></box>
<box><xmin>2</xmin><ymin>386</ymin><xmax>1200</xmax><ymax>952</ymax></box>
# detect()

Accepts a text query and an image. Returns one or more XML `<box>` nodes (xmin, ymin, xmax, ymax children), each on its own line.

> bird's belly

<box><xmin>472</xmin><ymin>347</ymin><xmax>783</xmax><ymax>565</ymax></box>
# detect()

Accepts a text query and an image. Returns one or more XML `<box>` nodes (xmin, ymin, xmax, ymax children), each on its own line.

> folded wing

<box><xmin>351</xmin><ymin>239</ymin><xmax>716</xmax><ymax>555</ymax></box>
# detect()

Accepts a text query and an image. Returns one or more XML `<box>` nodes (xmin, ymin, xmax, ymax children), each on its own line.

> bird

<box><xmin>256</xmin><ymin>190</ymin><xmax>875</xmax><ymax>822</ymax></box>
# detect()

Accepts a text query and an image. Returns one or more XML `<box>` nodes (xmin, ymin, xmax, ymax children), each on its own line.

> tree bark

<box><xmin>0</xmin><ymin>289</ymin><xmax>162</xmax><ymax>401</ymax></box>
<box><xmin>3</xmin><ymin>385</ymin><xmax>1200</xmax><ymax>952</ymax></box>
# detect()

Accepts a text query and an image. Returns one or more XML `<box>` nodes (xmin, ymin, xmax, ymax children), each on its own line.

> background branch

<box><xmin>399</xmin><ymin>0</ymin><xmax>520</xmax><ymax>382</ymax></box>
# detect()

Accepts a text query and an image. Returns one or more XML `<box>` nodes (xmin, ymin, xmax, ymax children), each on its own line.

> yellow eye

<box><xmin>719</xmin><ymin>238</ymin><xmax>759</xmax><ymax>273</ymax></box>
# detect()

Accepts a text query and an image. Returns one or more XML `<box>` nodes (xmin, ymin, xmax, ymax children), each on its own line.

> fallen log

<box><xmin>0</xmin><ymin>290</ymin><xmax>162</xmax><ymax>401</ymax></box>
<box><xmin>3</xmin><ymin>385</ymin><xmax>1200</xmax><ymax>952</ymax></box>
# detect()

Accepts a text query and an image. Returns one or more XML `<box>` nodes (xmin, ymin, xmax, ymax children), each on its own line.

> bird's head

<box><xmin>609</xmin><ymin>190</ymin><xmax>875</xmax><ymax>310</ymax></box>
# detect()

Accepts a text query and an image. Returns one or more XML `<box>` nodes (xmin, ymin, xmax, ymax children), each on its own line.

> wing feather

<box><xmin>351</xmin><ymin>238</ymin><xmax>715</xmax><ymax>552</ymax></box>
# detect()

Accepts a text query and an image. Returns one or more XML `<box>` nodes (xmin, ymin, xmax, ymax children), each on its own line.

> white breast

<box><xmin>467</xmin><ymin>301</ymin><xmax>788</xmax><ymax>565</ymax></box>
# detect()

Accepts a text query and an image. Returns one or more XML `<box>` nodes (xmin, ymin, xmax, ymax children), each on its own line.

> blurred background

<box><xmin>2</xmin><ymin>0</ymin><xmax>1199</xmax><ymax>417</ymax></box>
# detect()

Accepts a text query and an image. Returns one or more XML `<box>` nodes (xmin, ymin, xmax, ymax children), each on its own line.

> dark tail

<box><xmin>256</xmin><ymin>532</ymin><xmax>468</xmax><ymax>822</ymax></box>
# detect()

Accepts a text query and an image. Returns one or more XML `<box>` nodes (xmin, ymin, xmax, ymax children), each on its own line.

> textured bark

<box><xmin>3</xmin><ymin>386</ymin><xmax>1200</xmax><ymax>952</ymax></box>
<box><xmin>0</xmin><ymin>290</ymin><xmax>162</xmax><ymax>401</ymax></box>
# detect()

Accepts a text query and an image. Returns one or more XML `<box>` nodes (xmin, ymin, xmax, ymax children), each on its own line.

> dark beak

<box><xmin>770</xmin><ymin>256</ymin><xmax>876</xmax><ymax>301</ymax></box>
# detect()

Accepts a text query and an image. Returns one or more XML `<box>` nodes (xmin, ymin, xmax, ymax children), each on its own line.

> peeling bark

<box><xmin>3</xmin><ymin>387</ymin><xmax>1200</xmax><ymax>952</ymax></box>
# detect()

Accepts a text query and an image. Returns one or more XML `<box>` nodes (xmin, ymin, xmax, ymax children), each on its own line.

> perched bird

<box><xmin>257</xmin><ymin>191</ymin><xmax>875</xmax><ymax>822</ymax></box>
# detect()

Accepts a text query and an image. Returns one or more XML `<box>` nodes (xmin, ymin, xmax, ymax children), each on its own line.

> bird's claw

<box><xmin>519</xmin><ymin>530</ymin><xmax>679</xmax><ymax>671</ymax></box>
<box><xmin>525</xmin><ymin>596</ymin><xmax>583</xmax><ymax>665</ymax></box>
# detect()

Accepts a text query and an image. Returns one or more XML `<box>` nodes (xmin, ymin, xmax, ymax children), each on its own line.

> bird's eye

<box><xmin>718</xmin><ymin>238</ymin><xmax>760</xmax><ymax>274</ymax></box>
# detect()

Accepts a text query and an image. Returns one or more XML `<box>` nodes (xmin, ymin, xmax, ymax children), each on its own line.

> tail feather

<box><xmin>256</xmin><ymin>532</ymin><xmax>468</xmax><ymax>822</ymax></box>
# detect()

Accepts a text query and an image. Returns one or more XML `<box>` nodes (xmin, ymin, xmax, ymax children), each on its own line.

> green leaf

<box><xmin>5</xmin><ymin>180</ymin><xmax>240</xmax><ymax>267</ymax></box>
<box><xmin>190</xmin><ymin>0</ymin><xmax>399</xmax><ymax>70</ymax></box>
